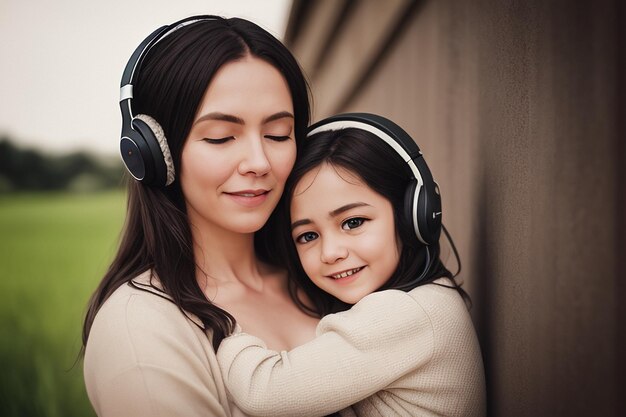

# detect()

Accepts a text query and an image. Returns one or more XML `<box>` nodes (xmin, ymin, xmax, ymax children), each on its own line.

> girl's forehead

<box><xmin>290</xmin><ymin>164</ymin><xmax>380</xmax><ymax>219</ymax></box>
<box><xmin>289</xmin><ymin>162</ymin><xmax>396</xmax><ymax>234</ymax></box>
<box><xmin>293</xmin><ymin>163</ymin><xmax>364</xmax><ymax>196</ymax></box>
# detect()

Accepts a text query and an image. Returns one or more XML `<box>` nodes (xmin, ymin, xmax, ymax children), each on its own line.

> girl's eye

<box><xmin>203</xmin><ymin>137</ymin><xmax>234</xmax><ymax>144</ymax></box>
<box><xmin>265</xmin><ymin>135</ymin><xmax>291</xmax><ymax>142</ymax></box>
<box><xmin>342</xmin><ymin>217</ymin><xmax>366</xmax><ymax>230</ymax></box>
<box><xmin>295</xmin><ymin>231</ymin><xmax>318</xmax><ymax>244</ymax></box>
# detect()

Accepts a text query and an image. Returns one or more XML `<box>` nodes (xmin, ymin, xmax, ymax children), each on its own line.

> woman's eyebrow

<box><xmin>193</xmin><ymin>112</ymin><xmax>244</xmax><ymax>126</ymax></box>
<box><xmin>193</xmin><ymin>111</ymin><xmax>293</xmax><ymax>127</ymax></box>
<box><xmin>262</xmin><ymin>111</ymin><xmax>294</xmax><ymax>124</ymax></box>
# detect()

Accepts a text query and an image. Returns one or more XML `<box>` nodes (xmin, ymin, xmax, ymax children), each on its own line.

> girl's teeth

<box><xmin>332</xmin><ymin>267</ymin><xmax>361</xmax><ymax>279</ymax></box>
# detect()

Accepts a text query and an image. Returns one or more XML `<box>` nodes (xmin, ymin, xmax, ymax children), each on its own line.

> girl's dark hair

<box><xmin>82</xmin><ymin>17</ymin><xmax>310</xmax><ymax>350</ymax></box>
<box><xmin>273</xmin><ymin>128</ymin><xmax>469</xmax><ymax>316</ymax></box>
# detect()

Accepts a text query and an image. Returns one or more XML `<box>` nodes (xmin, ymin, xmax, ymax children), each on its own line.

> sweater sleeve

<box><xmin>216</xmin><ymin>289</ymin><xmax>435</xmax><ymax>417</ymax></box>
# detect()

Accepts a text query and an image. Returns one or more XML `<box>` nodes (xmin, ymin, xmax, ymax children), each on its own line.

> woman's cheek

<box><xmin>273</xmin><ymin>144</ymin><xmax>297</xmax><ymax>182</ymax></box>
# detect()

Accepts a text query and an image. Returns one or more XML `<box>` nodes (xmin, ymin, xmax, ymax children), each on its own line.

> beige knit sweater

<box><xmin>217</xmin><ymin>279</ymin><xmax>486</xmax><ymax>417</ymax></box>
<box><xmin>84</xmin><ymin>271</ymin><xmax>247</xmax><ymax>417</ymax></box>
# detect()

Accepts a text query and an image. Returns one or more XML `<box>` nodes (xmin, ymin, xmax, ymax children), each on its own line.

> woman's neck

<box><xmin>190</xmin><ymin>218</ymin><xmax>266</xmax><ymax>292</ymax></box>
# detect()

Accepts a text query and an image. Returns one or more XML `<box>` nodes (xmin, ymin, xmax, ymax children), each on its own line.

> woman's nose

<box><xmin>238</xmin><ymin>137</ymin><xmax>271</xmax><ymax>176</ymax></box>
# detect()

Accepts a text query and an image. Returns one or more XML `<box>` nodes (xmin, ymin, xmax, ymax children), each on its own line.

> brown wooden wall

<box><xmin>285</xmin><ymin>1</ymin><xmax>625</xmax><ymax>416</ymax></box>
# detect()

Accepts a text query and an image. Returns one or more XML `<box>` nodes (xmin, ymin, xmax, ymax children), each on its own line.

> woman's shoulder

<box><xmin>96</xmin><ymin>270</ymin><xmax>203</xmax><ymax>328</ymax></box>
<box><xmin>84</xmin><ymin>271</ymin><xmax>232</xmax><ymax>417</ymax></box>
<box><xmin>90</xmin><ymin>271</ymin><xmax>207</xmax><ymax>346</ymax></box>
<box><xmin>85</xmin><ymin>271</ymin><xmax>214</xmax><ymax>377</ymax></box>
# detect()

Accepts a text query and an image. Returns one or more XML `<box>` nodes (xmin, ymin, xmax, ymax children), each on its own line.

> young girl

<box><xmin>217</xmin><ymin>113</ymin><xmax>486</xmax><ymax>417</ymax></box>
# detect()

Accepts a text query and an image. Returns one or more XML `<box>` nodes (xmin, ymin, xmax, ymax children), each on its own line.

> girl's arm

<box><xmin>217</xmin><ymin>289</ymin><xmax>435</xmax><ymax>417</ymax></box>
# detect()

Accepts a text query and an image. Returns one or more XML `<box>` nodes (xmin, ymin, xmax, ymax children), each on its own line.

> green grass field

<box><xmin>0</xmin><ymin>190</ymin><xmax>126</xmax><ymax>417</ymax></box>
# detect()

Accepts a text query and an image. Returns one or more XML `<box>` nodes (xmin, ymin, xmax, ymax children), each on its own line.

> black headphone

<box><xmin>119</xmin><ymin>15</ymin><xmax>218</xmax><ymax>186</ymax></box>
<box><xmin>307</xmin><ymin>113</ymin><xmax>442</xmax><ymax>246</ymax></box>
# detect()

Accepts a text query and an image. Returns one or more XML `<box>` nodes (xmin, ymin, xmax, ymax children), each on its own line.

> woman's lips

<box><xmin>225</xmin><ymin>189</ymin><xmax>270</xmax><ymax>207</ymax></box>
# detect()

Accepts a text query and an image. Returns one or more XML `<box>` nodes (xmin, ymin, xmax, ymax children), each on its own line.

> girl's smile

<box><xmin>327</xmin><ymin>266</ymin><xmax>365</xmax><ymax>280</ymax></box>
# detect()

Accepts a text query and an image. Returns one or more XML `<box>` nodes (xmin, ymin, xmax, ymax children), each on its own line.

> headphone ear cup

<box><xmin>120</xmin><ymin>128</ymin><xmax>151</xmax><ymax>183</ymax></box>
<box><xmin>132</xmin><ymin>115</ymin><xmax>170</xmax><ymax>186</ymax></box>
<box><xmin>416</xmin><ymin>181</ymin><xmax>442</xmax><ymax>246</ymax></box>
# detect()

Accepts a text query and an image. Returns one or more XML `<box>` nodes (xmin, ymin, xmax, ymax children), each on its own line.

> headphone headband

<box><xmin>308</xmin><ymin>119</ymin><xmax>424</xmax><ymax>189</ymax></box>
<box><xmin>120</xmin><ymin>16</ymin><xmax>220</xmax><ymax>119</ymax></box>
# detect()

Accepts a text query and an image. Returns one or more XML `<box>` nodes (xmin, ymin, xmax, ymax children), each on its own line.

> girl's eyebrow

<box><xmin>328</xmin><ymin>202</ymin><xmax>370</xmax><ymax>218</ymax></box>
<box><xmin>291</xmin><ymin>202</ymin><xmax>371</xmax><ymax>230</ymax></box>
<box><xmin>291</xmin><ymin>218</ymin><xmax>311</xmax><ymax>230</ymax></box>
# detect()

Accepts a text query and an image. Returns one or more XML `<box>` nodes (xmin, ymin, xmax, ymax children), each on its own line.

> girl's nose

<box><xmin>320</xmin><ymin>236</ymin><xmax>349</xmax><ymax>264</ymax></box>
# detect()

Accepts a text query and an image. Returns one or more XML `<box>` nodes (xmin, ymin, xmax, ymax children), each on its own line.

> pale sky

<box><xmin>0</xmin><ymin>0</ymin><xmax>292</xmax><ymax>156</ymax></box>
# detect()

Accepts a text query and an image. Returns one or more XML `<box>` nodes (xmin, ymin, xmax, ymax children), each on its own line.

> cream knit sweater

<box><xmin>84</xmin><ymin>271</ymin><xmax>246</xmax><ymax>417</ymax></box>
<box><xmin>217</xmin><ymin>279</ymin><xmax>486</xmax><ymax>417</ymax></box>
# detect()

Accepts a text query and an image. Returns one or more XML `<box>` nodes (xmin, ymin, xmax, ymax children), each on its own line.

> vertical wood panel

<box><xmin>286</xmin><ymin>0</ymin><xmax>623</xmax><ymax>415</ymax></box>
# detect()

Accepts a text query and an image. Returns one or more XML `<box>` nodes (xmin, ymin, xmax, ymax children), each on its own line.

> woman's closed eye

<box><xmin>203</xmin><ymin>135</ymin><xmax>291</xmax><ymax>143</ymax></box>
<box><xmin>342</xmin><ymin>217</ymin><xmax>367</xmax><ymax>230</ymax></box>
<box><xmin>295</xmin><ymin>231</ymin><xmax>319</xmax><ymax>244</ymax></box>
<box><xmin>264</xmin><ymin>134</ymin><xmax>292</xmax><ymax>142</ymax></box>
<box><xmin>203</xmin><ymin>136</ymin><xmax>234</xmax><ymax>144</ymax></box>
<box><xmin>264</xmin><ymin>118</ymin><xmax>293</xmax><ymax>141</ymax></box>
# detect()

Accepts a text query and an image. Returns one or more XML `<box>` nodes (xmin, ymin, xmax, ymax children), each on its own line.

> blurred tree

<box><xmin>0</xmin><ymin>137</ymin><xmax>124</xmax><ymax>192</ymax></box>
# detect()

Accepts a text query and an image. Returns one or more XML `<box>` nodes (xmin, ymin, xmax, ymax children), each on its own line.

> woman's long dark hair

<box><xmin>82</xmin><ymin>17</ymin><xmax>310</xmax><ymax>350</ymax></box>
<box><xmin>271</xmin><ymin>128</ymin><xmax>469</xmax><ymax>317</ymax></box>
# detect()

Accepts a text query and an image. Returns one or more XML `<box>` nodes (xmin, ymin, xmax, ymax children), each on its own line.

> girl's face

<box><xmin>290</xmin><ymin>163</ymin><xmax>401</xmax><ymax>304</ymax></box>
<box><xmin>180</xmin><ymin>55</ymin><xmax>296</xmax><ymax>235</ymax></box>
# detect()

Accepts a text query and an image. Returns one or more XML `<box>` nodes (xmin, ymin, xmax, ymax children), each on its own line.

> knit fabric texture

<box><xmin>217</xmin><ymin>279</ymin><xmax>486</xmax><ymax>417</ymax></box>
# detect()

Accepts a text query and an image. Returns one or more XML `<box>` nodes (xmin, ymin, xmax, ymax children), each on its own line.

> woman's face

<box><xmin>180</xmin><ymin>55</ymin><xmax>296</xmax><ymax>235</ymax></box>
<box><xmin>290</xmin><ymin>164</ymin><xmax>401</xmax><ymax>305</ymax></box>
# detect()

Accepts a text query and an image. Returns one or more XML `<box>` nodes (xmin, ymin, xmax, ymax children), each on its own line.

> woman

<box><xmin>82</xmin><ymin>16</ymin><xmax>317</xmax><ymax>417</ymax></box>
